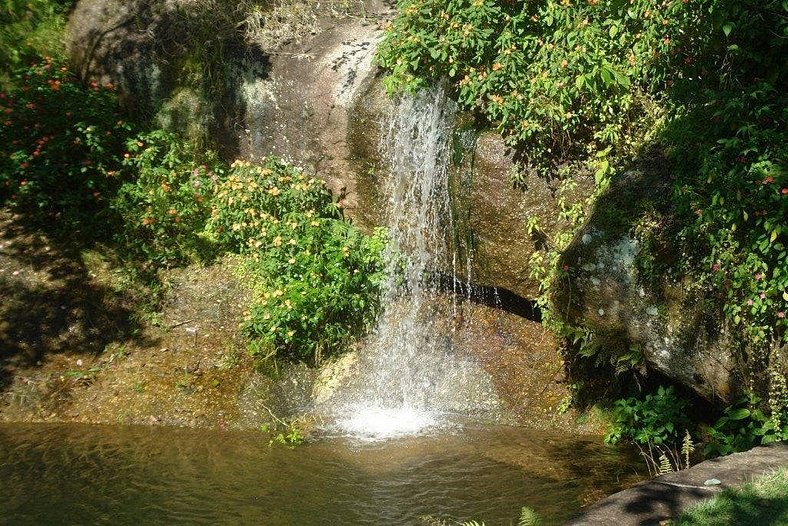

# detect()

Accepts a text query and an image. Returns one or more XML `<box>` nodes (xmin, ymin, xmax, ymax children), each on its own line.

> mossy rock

<box><xmin>553</xmin><ymin>163</ymin><xmax>738</xmax><ymax>403</ymax></box>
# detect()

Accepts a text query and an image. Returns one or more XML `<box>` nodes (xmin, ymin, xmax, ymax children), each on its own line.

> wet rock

<box><xmin>312</xmin><ymin>351</ymin><xmax>359</xmax><ymax>405</ymax></box>
<box><xmin>460</xmin><ymin>133</ymin><xmax>593</xmax><ymax>299</ymax></box>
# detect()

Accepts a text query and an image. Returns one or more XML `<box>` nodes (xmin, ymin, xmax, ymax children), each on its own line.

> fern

<box><xmin>518</xmin><ymin>506</ymin><xmax>541</xmax><ymax>526</ymax></box>
<box><xmin>681</xmin><ymin>429</ymin><xmax>695</xmax><ymax>469</ymax></box>
<box><xmin>658</xmin><ymin>454</ymin><xmax>673</xmax><ymax>475</ymax></box>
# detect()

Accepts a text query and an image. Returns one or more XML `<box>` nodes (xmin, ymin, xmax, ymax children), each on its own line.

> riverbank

<box><xmin>568</xmin><ymin>443</ymin><xmax>788</xmax><ymax>525</ymax></box>
<box><xmin>0</xmin><ymin>208</ymin><xmax>262</xmax><ymax>428</ymax></box>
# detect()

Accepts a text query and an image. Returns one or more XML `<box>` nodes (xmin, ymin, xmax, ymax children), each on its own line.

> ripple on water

<box><xmin>0</xmin><ymin>423</ymin><xmax>644</xmax><ymax>525</ymax></box>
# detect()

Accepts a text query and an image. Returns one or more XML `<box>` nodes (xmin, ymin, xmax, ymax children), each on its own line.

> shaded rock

<box><xmin>66</xmin><ymin>0</ymin><xmax>269</xmax><ymax>156</ymax></box>
<box><xmin>553</xmin><ymin>165</ymin><xmax>736</xmax><ymax>403</ymax></box>
<box><xmin>460</xmin><ymin>132</ymin><xmax>593</xmax><ymax>299</ymax></box>
<box><xmin>568</xmin><ymin>443</ymin><xmax>788</xmax><ymax>525</ymax></box>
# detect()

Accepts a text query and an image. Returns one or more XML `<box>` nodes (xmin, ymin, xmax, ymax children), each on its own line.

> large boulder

<box><xmin>553</xmin><ymin>166</ymin><xmax>736</xmax><ymax>403</ymax></box>
<box><xmin>66</xmin><ymin>0</ymin><xmax>262</xmax><ymax>155</ymax></box>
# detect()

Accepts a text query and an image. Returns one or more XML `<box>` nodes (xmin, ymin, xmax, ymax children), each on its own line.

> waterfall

<box><xmin>332</xmin><ymin>88</ymin><xmax>498</xmax><ymax>439</ymax></box>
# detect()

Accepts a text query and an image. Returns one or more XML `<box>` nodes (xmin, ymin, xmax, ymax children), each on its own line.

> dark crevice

<box><xmin>433</xmin><ymin>272</ymin><xmax>543</xmax><ymax>322</ymax></box>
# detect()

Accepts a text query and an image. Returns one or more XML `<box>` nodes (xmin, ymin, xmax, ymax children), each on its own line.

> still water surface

<box><xmin>0</xmin><ymin>423</ymin><xmax>642</xmax><ymax>525</ymax></box>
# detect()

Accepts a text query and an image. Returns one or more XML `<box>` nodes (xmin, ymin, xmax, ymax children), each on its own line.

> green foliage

<box><xmin>517</xmin><ymin>506</ymin><xmax>541</xmax><ymax>526</ymax></box>
<box><xmin>668</xmin><ymin>70</ymin><xmax>787</xmax><ymax>344</ymax></box>
<box><xmin>112</xmin><ymin>130</ymin><xmax>224</xmax><ymax>267</ymax></box>
<box><xmin>259</xmin><ymin>420</ymin><xmax>306</xmax><ymax>448</ymax></box>
<box><xmin>704</xmin><ymin>394</ymin><xmax>788</xmax><ymax>457</ymax></box>
<box><xmin>0</xmin><ymin>58</ymin><xmax>133</xmax><ymax>231</ymax></box>
<box><xmin>605</xmin><ymin>385</ymin><xmax>690</xmax><ymax>447</ymax></box>
<box><xmin>1</xmin><ymin>57</ymin><xmax>385</xmax><ymax>364</ymax></box>
<box><xmin>209</xmin><ymin>159</ymin><xmax>386</xmax><ymax>362</ymax></box>
<box><xmin>377</xmin><ymin>0</ymin><xmax>672</xmax><ymax>170</ymax></box>
<box><xmin>0</xmin><ymin>0</ymin><xmax>71</xmax><ymax>79</ymax></box>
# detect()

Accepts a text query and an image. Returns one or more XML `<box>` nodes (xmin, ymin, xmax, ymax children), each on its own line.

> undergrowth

<box><xmin>675</xmin><ymin>468</ymin><xmax>788</xmax><ymax>526</ymax></box>
<box><xmin>0</xmin><ymin>56</ymin><xmax>385</xmax><ymax>365</ymax></box>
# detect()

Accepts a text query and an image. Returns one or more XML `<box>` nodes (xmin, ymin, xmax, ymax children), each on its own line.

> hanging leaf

<box><xmin>728</xmin><ymin>408</ymin><xmax>751</xmax><ymax>420</ymax></box>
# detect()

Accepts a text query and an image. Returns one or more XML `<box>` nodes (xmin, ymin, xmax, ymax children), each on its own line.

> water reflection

<box><xmin>0</xmin><ymin>424</ymin><xmax>643</xmax><ymax>525</ymax></box>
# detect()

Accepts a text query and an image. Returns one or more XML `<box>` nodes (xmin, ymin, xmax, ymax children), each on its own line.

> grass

<box><xmin>675</xmin><ymin>468</ymin><xmax>788</xmax><ymax>526</ymax></box>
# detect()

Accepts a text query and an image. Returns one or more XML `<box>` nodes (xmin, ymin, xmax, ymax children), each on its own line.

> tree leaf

<box><xmin>728</xmin><ymin>408</ymin><xmax>751</xmax><ymax>420</ymax></box>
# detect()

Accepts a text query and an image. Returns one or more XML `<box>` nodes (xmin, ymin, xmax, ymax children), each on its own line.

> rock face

<box><xmin>553</xmin><ymin>167</ymin><xmax>736</xmax><ymax>403</ymax></box>
<box><xmin>66</xmin><ymin>0</ymin><xmax>263</xmax><ymax>155</ymax></box>
<box><xmin>459</xmin><ymin>133</ymin><xmax>593</xmax><ymax>299</ymax></box>
<box><xmin>235</xmin><ymin>1</ymin><xmax>395</xmax><ymax>224</ymax></box>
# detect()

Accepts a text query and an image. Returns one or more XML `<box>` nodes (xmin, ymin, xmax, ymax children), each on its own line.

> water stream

<box><xmin>333</xmin><ymin>89</ymin><xmax>498</xmax><ymax>439</ymax></box>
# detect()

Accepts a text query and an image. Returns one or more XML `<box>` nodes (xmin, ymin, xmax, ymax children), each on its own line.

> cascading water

<box><xmin>332</xmin><ymin>88</ymin><xmax>499</xmax><ymax>439</ymax></box>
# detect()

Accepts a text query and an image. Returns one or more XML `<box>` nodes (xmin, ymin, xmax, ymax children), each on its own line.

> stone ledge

<box><xmin>567</xmin><ymin>443</ymin><xmax>788</xmax><ymax>525</ymax></box>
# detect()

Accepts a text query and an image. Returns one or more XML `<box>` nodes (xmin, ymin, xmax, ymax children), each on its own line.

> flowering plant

<box><xmin>210</xmin><ymin>158</ymin><xmax>386</xmax><ymax>362</ymax></box>
<box><xmin>0</xmin><ymin>58</ymin><xmax>132</xmax><ymax>230</ymax></box>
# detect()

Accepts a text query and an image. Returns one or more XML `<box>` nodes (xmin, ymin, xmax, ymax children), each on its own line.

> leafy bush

<box><xmin>209</xmin><ymin>159</ymin><xmax>386</xmax><ymax>362</ymax></box>
<box><xmin>112</xmin><ymin>130</ymin><xmax>224</xmax><ymax>267</ymax></box>
<box><xmin>377</xmin><ymin>0</ymin><xmax>680</xmax><ymax>169</ymax></box>
<box><xmin>605</xmin><ymin>385</ymin><xmax>691</xmax><ymax>447</ymax></box>
<box><xmin>704</xmin><ymin>394</ymin><xmax>788</xmax><ymax>457</ymax></box>
<box><xmin>0</xmin><ymin>58</ymin><xmax>133</xmax><ymax>230</ymax></box>
<box><xmin>0</xmin><ymin>0</ymin><xmax>71</xmax><ymax>79</ymax></box>
<box><xmin>668</xmin><ymin>81</ymin><xmax>787</xmax><ymax>344</ymax></box>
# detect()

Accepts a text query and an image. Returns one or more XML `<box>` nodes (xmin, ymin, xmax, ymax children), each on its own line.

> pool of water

<box><xmin>0</xmin><ymin>423</ymin><xmax>643</xmax><ymax>525</ymax></box>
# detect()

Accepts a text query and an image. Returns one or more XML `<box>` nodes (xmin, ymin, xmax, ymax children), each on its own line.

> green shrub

<box><xmin>669</xmin><ymin>83</ymin><xmax>787</xmax><ymax>344</ymax></box>
<box><xmin>377</xmin><ymin>0</ymin><xmax>679</xmax><ymax>169</ymax></box>
<box><xmin>0</xmin><ymin>0</ymin><xmax>71</xmax><ymax>79</ymax></box>
<box><xmin>704</xmin><ymin>394</ymin><xmax>788</xmax><ymax>457</ymax></box>
<box><xmin>0</xmin><ymin>58</ymin><xmax>133</xmax><ymax>231</ymax></box>
<box><xmin>209</xmin><ymin>159</ymin><xmax>386</xmax><ymax>362</ymax></box>
<box><xmin>112</xmin><ymin>130</ymin><xmax>224</xmax><ymax>267</ymax></box>
<box><xmin>605</xmin><ymin>385</ymin><xmax>691</xmax><ymax>447</ymax></box>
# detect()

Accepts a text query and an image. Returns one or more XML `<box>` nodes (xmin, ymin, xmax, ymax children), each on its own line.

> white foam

<box><xmin>334</xmin><ymin>406</ymin><xmax>439</xmax><ymax>441</ymax></box>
